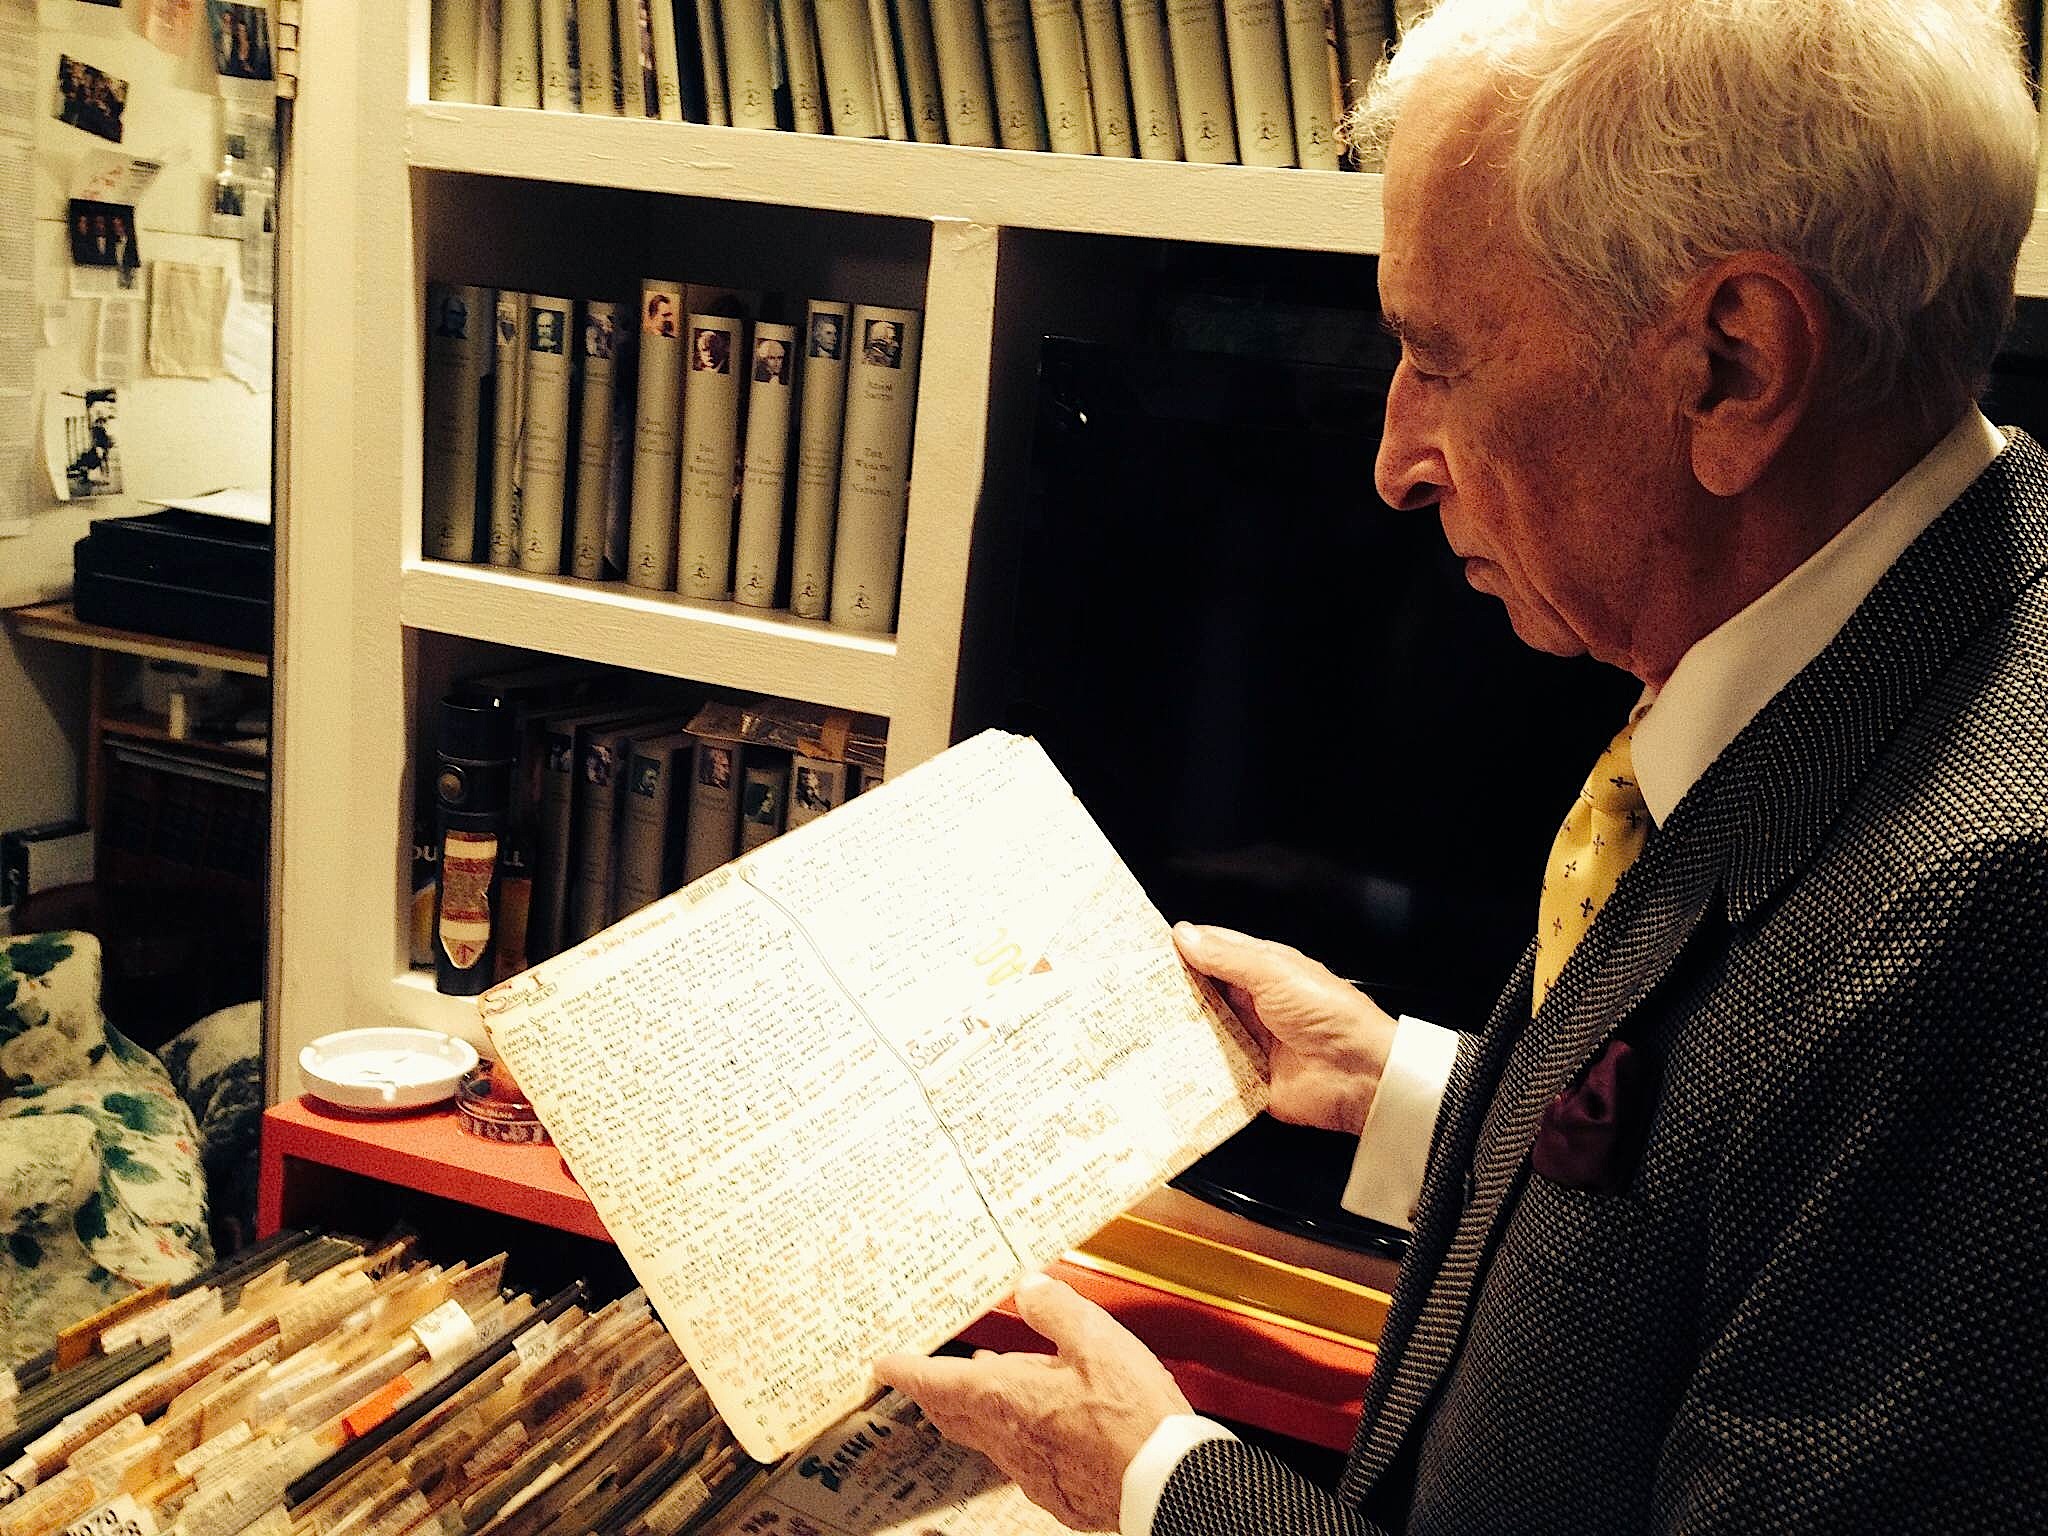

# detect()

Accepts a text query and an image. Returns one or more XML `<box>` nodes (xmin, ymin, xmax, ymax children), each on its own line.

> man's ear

<box><xmin>1673</xmin><ymin>254</ymin><xmax>1827</xmax><ymax>497</ymax></box>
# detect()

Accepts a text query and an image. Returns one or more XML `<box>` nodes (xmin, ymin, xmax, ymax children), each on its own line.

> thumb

<box><xmin>1174</xmin><ymin>922</ymin><xmax>1286</xmax><ymax>992</ymax></box>
<box><xmin>1012</xmin><ymin>1272</ymin><xmax>1118</xmax><ymax>1356</ymax></box>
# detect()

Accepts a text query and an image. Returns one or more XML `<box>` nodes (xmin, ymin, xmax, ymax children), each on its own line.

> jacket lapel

<box><xmin>1342</xmin><ymin>427</ymin><xmax>2048</xmax><ymax>1503</ymax></box>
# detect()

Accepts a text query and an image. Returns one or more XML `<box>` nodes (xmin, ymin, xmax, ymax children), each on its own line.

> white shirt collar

<box><xmin>1631</xmin><ymin>409</ymin><xmax>2004</xmax><ymax>825</ymax></box>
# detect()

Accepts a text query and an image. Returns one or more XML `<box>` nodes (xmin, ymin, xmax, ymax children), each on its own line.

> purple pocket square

<box><xmin>1531</xmin><ymin>1038</ymin><xmax>1651</xmax><ymax>1195</ymax></box>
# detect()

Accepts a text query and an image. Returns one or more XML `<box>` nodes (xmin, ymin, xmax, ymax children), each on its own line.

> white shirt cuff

<box><xmin>1120</xmin><ymin>1414</ymin><xmax>1236</xmax><ymax>1536</ymax></box>
<box><xmin>1341</xmin><ymin>1013</ymin><xmax>1459</xmax><ymax>1229</ymax></box>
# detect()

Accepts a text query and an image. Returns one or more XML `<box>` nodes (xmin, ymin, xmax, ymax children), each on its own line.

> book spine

<box><xmin>1164</xmin><ymin>0</ymin><xmax>1236</xmax><ymax>162</ymax></box>
<box><xmin>981</xmin><ymin>0</ymin><xmax>1048</xmax><ymax>148</ymax></box>
<box><xmin>1116</xmin><ymin>0</ymin><xmax>1180</xmax><ymax>158</ymax></box>
<box><xmin>1077</xmin><ymin>0</ymin><xmax>1134</xmax><ymax>156</ymax></box>
<box><xmin>648</xmin><ymin>0</ymin><xmax>687</xmax><ymax>116</ymax></box>
<box><xmin>614</xmin><ymin>0</ymin><xmax>654</xmax><ymax>114</ymax></box>
<box><xmin>500</xmin><ymin>0</ymin><xmax>545</xmax><ymax>105</ymax></box>
<box><xmin>626</xmin><ymin>279</ymin><xmax>686</xmax><ymax>589</ymax></box>
<box><xmin>738</xmin><ymin>751</ymin><xmax>789</xmax><ymax>850</ymax></box>
<box><xmin>789</xmin><ymin>300</ymin><xmax>851</xmax><ymax>618</ymax></box>
<box><xmin>568</xmin><ymin>731</ymin><xmax>629</xmax><ymax>944</ymax></box>
<box><xmin>531</xmin><ymin>723</ymin><xmax>579</xmax><ymax>959</ymax></box>
<box><xmin>1331</xmin><ymin>0</ymin><xmax>1384</xmax><ymax>113</ymax></box>
<box><xmin>615</xmin><ymin>742</ymin><xmax>683</xmax><ymax>914</ymax></box>
<box><xmin>1277</xmin><ymin>0</ymin><xmax>1338</xmax><ymax>168</ymax></box>
<box><xmin>925</xmin><ymin>0</ymin><xmax>997</xmax><ymax>146</ymax></box>
<box><xmin>1027</xmin><ymin>0</ymin><xmax>1095</xmax><ymax>152</ymax></box>
<box><xmin>785</xmin><ymin>754</ymin><xmax>847</xmax><ymax>828</ymax></box>
<box><xmin>1322</xmin><ymin>0</ymin><xmax>1347</xmax><ymax>160</ymax></box>
<box><xmin>776</xmin><ymin>0</ymin><xmax>830</xmax><ymax>131</ymax></box>
<box><xmin>812</xmin><ymin>0</ymin><xmax>885</xmax><ymax>135</ymax></box>
<box><xmin>541</xmin><ymin>0</ymin><xmax>580</xmax><ymax>108</ymax></box>
<box><xmin>828</xmin><ymin>304</ymin><xmax>921</xmax><ymax>633</ymax></box>
<box><xmin>894</xmin><ymin>0</ymin><xmax>948</xmax><ymax>142</ymax></box>
<box><xmin>681</xmin><ymin>739</ymin><xmax>743</xmax><ymax>882</ymax></box>
<box><xmin>475</xmin><ymin>0</ymin><xmax>503</xmax><ymax>103</ymax></box>
<box><xmin>692</xmin><ymin>0</ymin><xmax>731</xmax><ymax>122</ymax></box>
<box><xmin>721</xmin><ymin>0</ymin><xmax>781</xmax><ymax>127</ymax></box>
<box><xmin>734</xmin><ymin>321</ymin><xmax>797</xmax><ymax>608</ymax></box>
<box><xmin>517</xmin><ymin>294</ymin><xmax>576</xmax><ymax>575</ymax></box>
<box><xmin>430</xmin><ymin>0</ymin><xmax>480</xmax><ymax>100</ymax></box>
<box><xmin>422</xmin><ymin>283</ymin><xmax>490</xmax><ymax>563</ymax></box>
<box><xmin>571</xmin><ymin>299</ymin><xmax>623</xmax><ymax>580</ymax></box>
<box><xmin>578</xmin><ymin>0</ymin><xmax>622</xmax><ymax>112</ymax></box>
<box><xmin>1222</xmin><ymin>0</ymin><xmax>1295</xmax><ymax>166</ymax></box>
<box><xmin>865</xmin><ymin>0</ymin><xmax>913</xmax><ymax>139</ymax></box>
<box><xmin>675</xmin><ymin>312</ymin><xmax>746</xmax><ymax>600</ymax></box>
<box><xmin>488</xmin><ymin>290</ymin><xmax>530</xmax><ymax>568</ymax></box>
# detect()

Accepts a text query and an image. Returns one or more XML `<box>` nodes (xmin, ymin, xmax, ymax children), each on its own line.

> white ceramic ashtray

<box><xmin>299</xmin><ymin>1027</ymin><xmax>481</xmax><ymax>1113</ymax></box>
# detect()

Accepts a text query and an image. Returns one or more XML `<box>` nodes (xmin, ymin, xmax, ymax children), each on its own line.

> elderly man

<box><xmin>878</xmin><ymin>0</ymin><xmax>2048</xmax><ymax>1530</ymax></box>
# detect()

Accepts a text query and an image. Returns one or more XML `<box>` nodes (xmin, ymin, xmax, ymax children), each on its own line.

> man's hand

<box><xmin>873</xmin><ymin>1273</ymin><xmax>1191</xmax><ymax>1532</ymax></box>
<box><xmin>1174</xmin><ymin>921</ymin><xmax>1399</xmax><ymax>1137</ymax></box>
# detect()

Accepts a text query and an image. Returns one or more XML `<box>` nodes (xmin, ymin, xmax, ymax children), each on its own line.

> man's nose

<box><xmin>1374</xmin><ymin>361</ymin><xmax>1447</xmax><ymax>512</ymax></box>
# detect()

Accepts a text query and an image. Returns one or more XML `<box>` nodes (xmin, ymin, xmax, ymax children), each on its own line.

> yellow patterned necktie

<box><xmin>1533</xmin><ymin>718</ymin><xmax>1651</xmax><ymax>1013</ymax></box>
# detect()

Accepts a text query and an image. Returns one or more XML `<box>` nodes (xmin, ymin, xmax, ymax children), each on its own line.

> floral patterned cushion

<box><xmin>0</xmin><ymin>930</ymin><xmax>213</xmax><ymax>1366</ymax></box>
<box><xmin>158</xmin><ymin>1001</ymin><xmax>263</xmax><ymax>1256</ymax></box>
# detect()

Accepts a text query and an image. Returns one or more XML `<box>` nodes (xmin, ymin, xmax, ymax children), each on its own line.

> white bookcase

<box><xmin>268</xmin><ymin>3</ymin><xmax>2048</xmax><ymax>1089</ymax></box>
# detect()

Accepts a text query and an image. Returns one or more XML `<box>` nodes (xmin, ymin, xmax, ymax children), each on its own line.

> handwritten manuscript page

<box><xmin>483</xmin><ymin>730</ymin><xmax>1269</xmax><ymax>1461</ymax></box>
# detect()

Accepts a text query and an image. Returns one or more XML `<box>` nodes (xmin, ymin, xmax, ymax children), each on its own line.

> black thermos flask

<box><xmin>432</xmin><ymin>688</ymin><xmax>515</xmax><ymax>995</ymax></box>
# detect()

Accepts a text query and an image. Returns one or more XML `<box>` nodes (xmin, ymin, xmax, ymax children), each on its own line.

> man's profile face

<box><xmin>1374</xmin><ymin>79</ymin><xmax>1687</xmax><ymax>672</ymax></box>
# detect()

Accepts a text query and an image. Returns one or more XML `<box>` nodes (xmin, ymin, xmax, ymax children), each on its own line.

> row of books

<box><xmin>413</xmin><ymin>660</ymin><xmax>886</xmax><ymax>990</ymax></box>
<box><xmin>422</xmin><ymin>280</ymin><xmax>921</xmax><ymax>635</ymax></box>
<box><xmin>427</xmin><ymin>0</ymin><xmax>1426</xmax><ymax>167</ymax></box>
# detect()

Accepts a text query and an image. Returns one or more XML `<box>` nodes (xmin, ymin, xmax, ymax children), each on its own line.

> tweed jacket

<box><xmin>1156</xmin><ymin>432</ymin><xmax>2048</xmax><ymax>1533</ymax></box>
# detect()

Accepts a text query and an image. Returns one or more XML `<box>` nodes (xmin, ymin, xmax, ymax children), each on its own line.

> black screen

<box><xmin>1003</xmin><ymin>338</ymin><xmax>1638</xmax><ymax>1255</ymax></box>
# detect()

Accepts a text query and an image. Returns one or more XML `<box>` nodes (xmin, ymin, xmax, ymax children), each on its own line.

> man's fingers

<box><xmin>1012</xmin><ymin>1272</ymin><xmax>1130</xmax><ymax>1360</ymax></box>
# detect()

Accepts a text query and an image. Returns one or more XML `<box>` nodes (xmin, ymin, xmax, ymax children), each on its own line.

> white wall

<box><xmin>1</xmin><ymin>0</ymin><xmax>272</xmax><ymax>834</ymax></box>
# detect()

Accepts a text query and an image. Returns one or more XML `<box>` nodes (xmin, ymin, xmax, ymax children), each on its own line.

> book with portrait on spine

<box><xmin>676</xmin><ymin>310</ymin><xmax>747</xmax><ymax>601</ymax></box>
<box><xmin>828</xmin><ymin>303</ymin><xmax>921</xmax><ymax>633</ymax></box>
<box><xmin>789</xmin><ymin>298</ymin><xmax>851</xmax><ymax>618</ymax></box>
<box><xmin>680</xmin><ymin>727</ymin><xmax>745</xmax><ymax>882</ymax></box>
<box><xmin>570</xmin><ymin>298</ymin><xmax>625</xmax><ymax>580</ymax></box>
<box><xmin>626</xmin><ymin>278</ymin><xmax>686</xmax><ymax>588</ymax></box>
<box><xmin>569</xmin><ymin>712</ymin><xmax>688</xmax><ymax>944</ymax></box>
<box><xmin>487</xmin><ymin>289</ymin><xmax>530</xmax><ymax>567</ymax></box>
<box><xmin>615</xmin><ymin>728</ymin><xmax>695</xmax><ymax>917</ymax></box>
<box><xmin>734</xmin><ymin>320</ymin><xmax>798</xmax><ymax>607</ymax></box>
<box><xmin>422</xmin><ymin>282</ymin><xmax>490</xmax><ymax>562</ymax></box>
<box><xmin>740</xmin><ymin>748</ymin><xmax>790</xmax><ymax>850</ymax></box>
<box><xmin>517</xmin><ymin>293</ymin><xmax>576</xmax><ymax>574</ymax></box>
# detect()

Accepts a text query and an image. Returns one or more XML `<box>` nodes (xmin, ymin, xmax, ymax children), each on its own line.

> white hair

<box><xmin>1349</xmin><ymin>0</ymin><xmax>2038</xmax><ymax>425</ymax></box>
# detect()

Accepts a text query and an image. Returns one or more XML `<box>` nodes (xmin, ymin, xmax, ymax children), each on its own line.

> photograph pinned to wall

<box><xmin>145</xmin><ymin>0</ymin><xmax>205</xmax><ymax>57</ymax></box>
<box><xmin>207</xmin><ymin>1</ymin><xmax>275</xmax><ymax>83</ymax></box>
<box><xmin>46</xmin><ymin>388</ymin><xmax>123</xmax><ymax>502</ymax></box>
<box><xmin>55</xmin><ymin>56</ymin><xmax>128</xmax><ymax>143</ymax></box>
<box><xmin>220</xmin><ymin>99</ymin><xmax>277</xmax><ymax>182</ymax></box>
<box><xmin>67</xmin><ymin>198</ymin><xmax>142</xmax><ymax>292</ymax></box>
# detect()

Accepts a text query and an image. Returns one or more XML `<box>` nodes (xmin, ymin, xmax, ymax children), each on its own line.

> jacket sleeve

<box><xmin>1154</xmin><ymin>1439</ymin><xmax>1392</xmax><ymax>1536</ymax></box>
<box><xmin>1653</xmin><ymin>832</ymin><xmax>2048</xmax><ymax>1529</ymax></box>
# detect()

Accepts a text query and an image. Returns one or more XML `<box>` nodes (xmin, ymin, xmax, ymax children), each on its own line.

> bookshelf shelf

<box><xmin>399</xmin><ymin>563</ymin><xmax>897</xmax><ymax>715</ymax></box>
<box><xmin>258</xmin><ymin>1096</ymin><xmax>1374</xmax><ymax>1451</ymax></box>
<box><xmin>405</xmin><ymin>104</ymin><xmax>1388</xmax><ymax>257</ymax></box>
<box><xmin>5</xmin><ymin>601</ymin><xmax>269</xmax><ymax>677</ymax></box>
